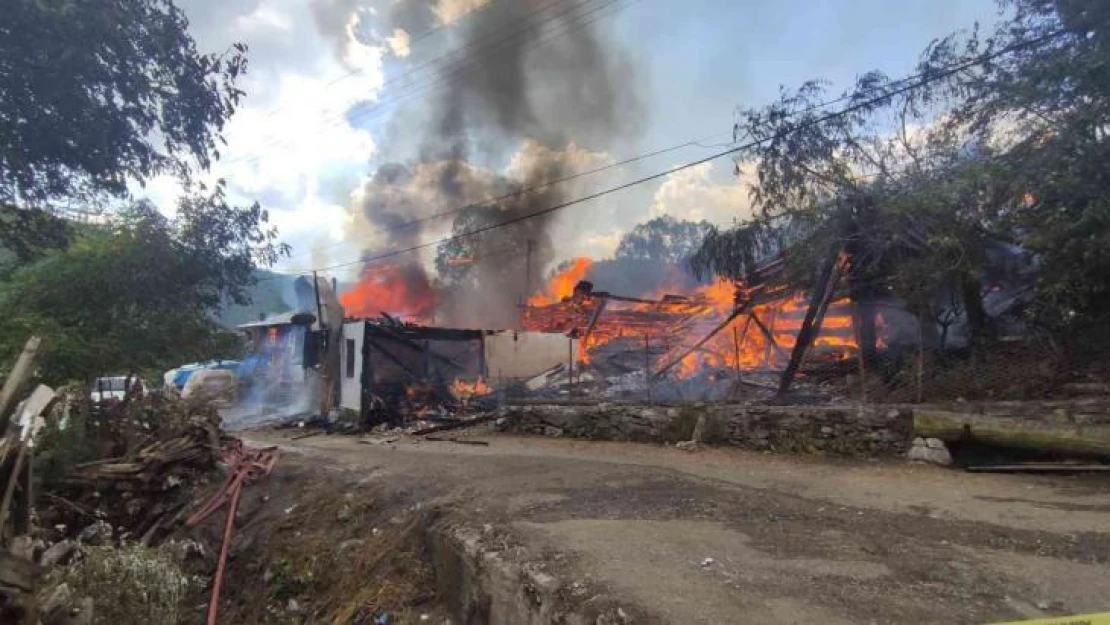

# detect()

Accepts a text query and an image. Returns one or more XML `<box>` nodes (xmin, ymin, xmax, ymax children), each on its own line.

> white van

<box><xmin>90</xmin><ymin>376</ymin><xmax>144</xmax><ymax>404</ymax></box>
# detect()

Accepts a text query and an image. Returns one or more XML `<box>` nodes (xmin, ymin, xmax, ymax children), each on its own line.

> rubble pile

<box><xmin>42</xmin><ymin>393</ymin><xmax>227</xmax><ymax>542</ymax></box>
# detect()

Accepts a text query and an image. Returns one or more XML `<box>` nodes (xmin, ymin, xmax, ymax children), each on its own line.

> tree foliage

<box><xmin>692</xmin><ymin>0</ymin><xmax>1110</xmax><ymax>345</ymax></box>
<box><xmin>614</xmin><ymin>216</ymin><xmax>712</xmax><ymax>264</ymax></box>
<box><xmin>0</xmin><ymin>0</ymin><xmax>247</xmax><ymax>205</ymax></box>
<box><xmin>0</xmin><ymin>0</ymin><xmax>290</xmax><ymax>382</ymax></box>
<box><xmin>0</xmin><ymin>183</ymin><xmax>285</xmax><ymax>383</ymax></box>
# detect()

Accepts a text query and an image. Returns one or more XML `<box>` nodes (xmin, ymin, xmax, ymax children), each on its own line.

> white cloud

<box><xmin>386</xmin><ymin>27</ymin><xmax>412</xmax><ymax>57</ymax></box>
<box><xmin>433</xmin><ymin>0</ymin><xmax>490</xmax><ymax>25</ymax></box>
<box><xmin>147</xmin><ymin>0</ymin><xmax>388</xmax><ymax>271</ymax></box>
<box><xmin>648</xmin><ymin>161</ymin><xmax>755</xmax><ymax>226</ymax></box>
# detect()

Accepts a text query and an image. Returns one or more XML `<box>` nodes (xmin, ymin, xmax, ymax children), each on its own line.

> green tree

<box><xmin>0</xmin><ymin>183</ymin><xmax>285</xmax><ymax>383</ymax></box>
<box><xmin>913</xmin><ymin>0</ymin><xmax>1110</xmax><ymax>330</ymax></box>
<box><xmin>0</xmin><ymin>0</ymin><xmax>247</xmax><ymax>205</ymax></box>
<box><xmin>692</xmin><ymin>0</ymin><xmax>1110</xmax><ymax>359</ymax></box>
<box><xmin>614</xmin><ymin>216</ymin><xmax>713</xmax><ymax>264</ymax></box>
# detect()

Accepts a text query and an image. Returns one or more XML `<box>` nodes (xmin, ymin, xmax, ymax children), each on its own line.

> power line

<box><xmin>268</xmin><ymin>28</ymin><xmax>1066</xmax><ymax>282</ymax></box>
<box><xmin>224</xmin><ymin>0</ymin><xmax>629</xmax><ymax>165</ymax></box>
<box><xmin>280</xmin><ymin>128</ymin><xmax>734</xmax><ymax>264</ymax></box>
<box><xmin>280</xmin><ymin>46</ymin><xmax>996</xmax><ymax>266</ymax></box>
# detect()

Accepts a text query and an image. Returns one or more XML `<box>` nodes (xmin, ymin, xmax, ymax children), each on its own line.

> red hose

<box><xmin>186</xmin><ymin>441</ymin><xmax>280</xmax><ymax>625</ymax></box>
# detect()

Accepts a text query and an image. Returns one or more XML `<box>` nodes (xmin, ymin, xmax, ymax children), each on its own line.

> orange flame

<box><xmin>450</xmin><ymin>378</ymin><xmax>490</xmax><ymax>407</ymax></box>
<box><xmin>522</xmin><ymin>271</ymin><xmax>864</xmax><ymax>379</ymax></box>
<box><xmin>340</xmin><ymin>264</ymin><xmax>437</xmax><ymax>323</ymax></box>
<box><xmin>527</xmin><ymin>257</ymin><xmax>593</xmax><ymax>307</ymax></box>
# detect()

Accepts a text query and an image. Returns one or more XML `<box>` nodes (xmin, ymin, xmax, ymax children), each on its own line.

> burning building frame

<box><xmin>520</xmin><ymin>251</ymin><xmax>873</xmax><ymax>399</ymax></box>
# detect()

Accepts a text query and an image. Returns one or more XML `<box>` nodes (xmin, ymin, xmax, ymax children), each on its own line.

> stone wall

<box><xmin>497</xmin><ymin>403</ymin><xmax>914</xmax><ymax>456</ymax></box>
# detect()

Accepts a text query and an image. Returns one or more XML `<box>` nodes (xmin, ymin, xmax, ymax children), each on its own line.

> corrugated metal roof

<box><xmin>236</xmin><ymin>311</ymin><xmax>300</xmax><ymax>329</ymax></box>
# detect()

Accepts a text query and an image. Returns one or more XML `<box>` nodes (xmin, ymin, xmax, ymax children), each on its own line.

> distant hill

<box><xmin>214</xmin><ymin>270</ymin><xmax>355</xmax><ymax>328</ymax></box>
<box><xmin>215</xmin><ymin>269</ymin><xmax>299</xmax><ymax>328</ymax></box>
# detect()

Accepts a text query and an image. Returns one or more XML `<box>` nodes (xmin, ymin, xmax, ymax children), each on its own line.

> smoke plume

<box><xmin>344</xmin><ymin>0</ymin><xmax>643</xmax><ymax>327</ymax></box>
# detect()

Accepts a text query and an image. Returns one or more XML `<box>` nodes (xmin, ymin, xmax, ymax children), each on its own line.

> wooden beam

<box><xmin>581</xmin><ymin>299</ymin><xmax>609</xmax><ymax>346</ymax></box>
<box><xmin>750</xmin><ymin>312</ymin><xmax>788</xmax><ymax>360</ymax></box>
<box><xmin>778</xmin><ymin>249</ymin><xmax>844</xmax><ymax>395</ymax></box>
<box><xmin>654</xmin><ymin>305</ymin><xmax>747</xmax><ymax>378</ymax></box>
<box><xmin>0</xmin><ymin>336</ymin><xmax>41</xmax><ymax>433</ymax></box>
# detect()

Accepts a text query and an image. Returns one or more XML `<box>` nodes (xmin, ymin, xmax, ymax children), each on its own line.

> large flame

<box><xmin>340</xmin><ymin>264</ymin><xmax>437</xmax><ymax>323</ymax></box>
<box><xmin>527</xmin><ymin>257</ymin><xmax>593</xmax><ymax>307</ymax></box>
<box><xmin>522</xmin><ymin>266</ymin><xmax>863</xmax><ymax>379</ymax></box>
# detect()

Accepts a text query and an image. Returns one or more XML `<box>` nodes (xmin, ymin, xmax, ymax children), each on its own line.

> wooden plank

<box><xmin>0</xmin><ymin>336</ymin><xmax>41</xmax><ymax>433</ymax></box>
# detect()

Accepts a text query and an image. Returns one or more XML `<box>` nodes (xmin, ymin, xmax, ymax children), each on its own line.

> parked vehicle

<box><xmin>90</xmin><ymin>375</ymin><xmax>144</xmax><ymax>405</ymax></box>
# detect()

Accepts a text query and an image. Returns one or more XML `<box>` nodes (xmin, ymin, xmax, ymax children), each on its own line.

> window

<box><xmin>346</xmin><ymin>339</ymin><xmax>356</xmax><ymax>378</ymax></box>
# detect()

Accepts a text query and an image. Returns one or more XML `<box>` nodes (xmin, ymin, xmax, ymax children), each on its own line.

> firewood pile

<box><xmin>65</xmin><ymin>411</ymin><xmax>222</xmax><ymax>491</ymax></box>
<box><xmin>37</xmin><ymin>394</ymin><xmax>228</xmax><ymax>543</ymax></box>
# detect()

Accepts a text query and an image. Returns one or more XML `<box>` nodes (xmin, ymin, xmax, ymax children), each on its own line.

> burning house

<box><xmin>517</xmin><ymin>253</ymin><xmax>872</xmax><ymax>400</ymax></box>
<box><xmin>337</xmin><ymin>319</ymin><xmax>572</xmax><ymax>425</ymax></box>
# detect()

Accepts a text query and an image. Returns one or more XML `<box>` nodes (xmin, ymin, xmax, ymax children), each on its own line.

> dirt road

<box><xmin>247</xmin><ymin>430</ymin><xmax>1110</xmax><ymax>624</ymax></box>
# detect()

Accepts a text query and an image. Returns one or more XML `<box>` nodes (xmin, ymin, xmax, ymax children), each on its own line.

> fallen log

<box><xmin>914</xmin><ymin>409</ymin><xmax>1110</xmax><ymax>457</ymax></box>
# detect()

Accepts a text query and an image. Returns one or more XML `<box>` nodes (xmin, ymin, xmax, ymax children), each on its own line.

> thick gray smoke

<box><xmin>341</xmin><ymin>0</ymin><xmax>642</xmax><ymax>327</ymax></box>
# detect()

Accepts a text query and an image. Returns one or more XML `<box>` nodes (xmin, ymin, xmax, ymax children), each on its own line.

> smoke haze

<box><xmin>342</xmin><ymin>0</ymin><xmax>643</xmax><ymax>327</ymax></box>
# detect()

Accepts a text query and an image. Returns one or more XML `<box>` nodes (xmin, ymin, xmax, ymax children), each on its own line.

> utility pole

<box><xmin>523</xmin><ymin>238</ymin><xmax>535</xmax><ymax>305</ymax></box>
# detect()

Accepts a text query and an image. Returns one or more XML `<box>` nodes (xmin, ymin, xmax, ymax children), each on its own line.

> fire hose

<box><xmin>186</xmin><ymin>440</ymin><xmax>280</xmax><ymax>625</ymax></box>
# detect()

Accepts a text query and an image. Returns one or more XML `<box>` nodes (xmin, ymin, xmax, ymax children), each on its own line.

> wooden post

<box><xmin>0</xmin><ymin>444</ymin><xmax>27</xmax><ymax>534</ymax></box>
<box><xmin>855</xmin><ymin>307</ymin><xmax>868</xmax><ymax>406</ymax></box>
<box><xmin>778</xmin><ymin>249</ymin><xmax>843</xmax><ymax>395</ymax></box>
<box><xmin>733</xmin><ymin>314</ymin><xmax>752</xmax><ymax>380</ymax></box>
<box><xmin>523</xmin><ymin>238</ymin><xmax>535</xmax><ymax>310</ymax></box>
<box><xmin>0</xmin><ymin>337</ymin><xmax>41</xmax><ymax>433</ymax></box>
<box><xmin>567</xmin><ymin>337</ymin><xmax>574</xmax><ymax>393</ymax></box>
<box><xmin>916</xmin><ymin>319</ymin><xmax>925</xmax><ymax>404</ymax></box>
<box><xmin>644</xmin><ymin>334</ymin><xmax>652</xmax><ymax>404</ymax></box>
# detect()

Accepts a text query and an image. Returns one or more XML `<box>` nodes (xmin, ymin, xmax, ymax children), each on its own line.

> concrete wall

<box><xmin>498</xmin><ymin>403</ymin><xmax>914</xmax><ymax>456</ymax></box>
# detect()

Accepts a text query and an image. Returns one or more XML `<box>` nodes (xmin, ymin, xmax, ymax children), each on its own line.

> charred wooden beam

<box><xmin>581</xmin><ymin>299</ymin><xmax>609</xmax><ymax>345</ymax></box>
<box><xmin>654</xmin><ymin>305</ymin><xmax>748</xmax><ymax>378</ymax></box>
<box><xmin>370</xmin><ymin>325</ymin><xmax>466</xmax><ymax>371</ymax></box>
<box><xmin>749</xmin><ymin>312</ymin><xmax>788</xmax><ymax>360</ymax></box>
<box><xmin>777</xmin><ymin>249</ymin><xmax>844</xmax><ymax>395</ymax></box>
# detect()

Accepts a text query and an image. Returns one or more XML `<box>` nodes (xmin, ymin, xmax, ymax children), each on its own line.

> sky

<box><xmin>160</xmin><ymin>0</ymin><xmax>1003</xmax><ymax>280</ymax></box>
